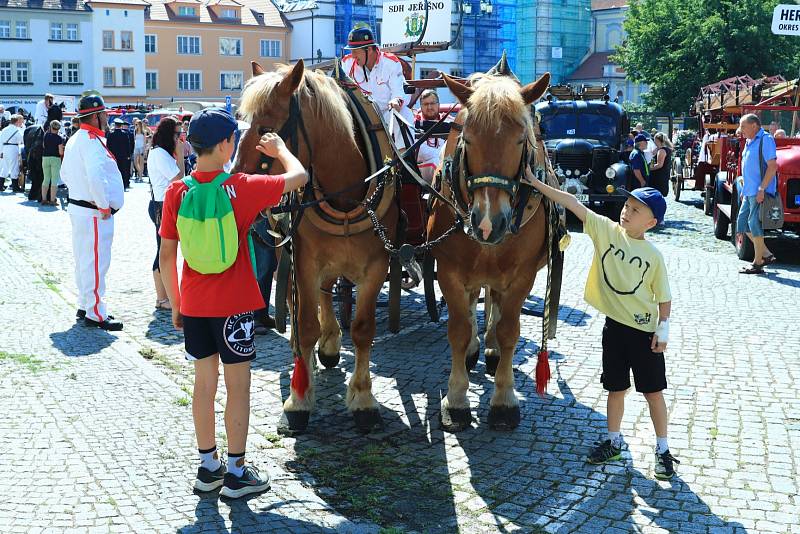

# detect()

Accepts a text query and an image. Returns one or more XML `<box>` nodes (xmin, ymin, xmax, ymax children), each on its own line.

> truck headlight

<box><xmin>605</xmin><ymin>167</ymin><xmax>616</xmax><ymax>179</ymax></box>
<box><xmin>606</xmin><ymin>184</ymin><xmax>615</xmax><ymax>193</ymax></box>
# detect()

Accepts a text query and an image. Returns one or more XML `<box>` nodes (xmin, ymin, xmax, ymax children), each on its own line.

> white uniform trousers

<box><xmin>70</xmin><ymin>213</ymin><xmax>114</xmax><ymax>322</ymax></box>
<box><xmin>1</xmin><ymin>146</ymin><xmax>20</xmax><ymax>179</ymax></box>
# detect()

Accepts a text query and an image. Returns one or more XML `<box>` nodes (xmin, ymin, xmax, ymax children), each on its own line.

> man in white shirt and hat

<box><xmin>60</xmin><ymin>92</ymin><xmax>124</xmax><ymax>331</ymax></box>
<box><xmin>34</xmin><ymin>94</ymin><xmax>54</xmax><ymax>127</ymax></box>
<box><xmin>341</xmin><ymin>25</ymin><xmax>415</xmax><ymax>149</ymax></box>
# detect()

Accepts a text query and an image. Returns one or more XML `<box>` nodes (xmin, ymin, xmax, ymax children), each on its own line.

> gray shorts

<box><xmin>736</xmin><ymin>195</ymin><xmax>763</xmax><ymax>238</ymax></box>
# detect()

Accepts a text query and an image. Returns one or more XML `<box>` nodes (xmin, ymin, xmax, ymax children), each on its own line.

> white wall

<box><xmin>284</xmin><ymin>0</ymin><xmax>337</xmax><ymax>64</ymax></box>
<box><xmin>0</xmin><ymin>9</ymin><xmax>94</xmax><ymax>112</ymax></box>
<box><xmin>91</xmin><ymin>6</ymin><xmax>146</xmax><ymax>99</ymax></box>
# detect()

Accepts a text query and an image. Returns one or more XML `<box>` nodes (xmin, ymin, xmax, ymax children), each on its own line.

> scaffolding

<box><xmin>460</xmin><ymin>0</ymin><xmax>516</xmax><ymax>75</ymax></box>
<box><xmin>516</xmin><ymin>0</ymin><xmax>591</xmax><ymax>84</ymax></box>
<box><xmin>335</xmin><ymin>0</ymin><xmax>378</xmax><ymax>57</ymax></box>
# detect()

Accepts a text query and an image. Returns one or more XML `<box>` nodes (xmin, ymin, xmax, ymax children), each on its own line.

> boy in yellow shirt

<box><xmin>529</xmin><ymin>173</ymin><xmax>679</xmax><ymax>480</ymax></box>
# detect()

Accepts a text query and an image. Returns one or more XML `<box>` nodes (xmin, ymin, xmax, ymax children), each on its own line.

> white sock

<box><xmin>608</xmin><ymin>431</ymin><xmax>623</xmax><ymax>447</ymax></box>
<box><xmin>656</xmin><ymin>436</ymin><xmax>669</xmax><ymax>454</ymax></box>
<box><xmin>228</xmin><ymin>453</ymin><xmax>245</xmax><ymax>477</ymax></box>
<box><xmin>199</xmin><ymin>447</ymin><xmax>221</xmax><ymax>471</ymax></box>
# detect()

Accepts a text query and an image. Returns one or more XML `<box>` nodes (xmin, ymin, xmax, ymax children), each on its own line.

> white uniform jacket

<box><xmin>342</xmin><ymin>51</ymin><xmax>415</xmax><ymax>143</ymax></box>
<box><xmin>34</xmin><ymin>100</ymin><xmax>49</xmax><ymax>126</ymax></box>
<box><xmin>61</xmin><ymin>125</ymin><xmax>125</xmax><ymax>216</ymax></box>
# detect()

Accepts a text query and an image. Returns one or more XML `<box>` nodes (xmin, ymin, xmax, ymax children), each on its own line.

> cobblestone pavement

<box><xmin>1</xmin><ymin>184</ymin><xmax>799</xmax><ymax>533</ymax></box>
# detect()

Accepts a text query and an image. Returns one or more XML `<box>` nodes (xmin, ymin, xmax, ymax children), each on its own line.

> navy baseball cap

<box><xmin>634</xmin><ymin>133</ymin><xmax>648</xmax><ymax>144</ymax></box>
<box><xmin>619</xmin><ymin>187</ymin><xmax>667</xmax><ymax>224</ymax></box>
<box><xmin>187</xmin><ymin>108</ymin><xmax>238</xmax><ymax>148</ymax></box>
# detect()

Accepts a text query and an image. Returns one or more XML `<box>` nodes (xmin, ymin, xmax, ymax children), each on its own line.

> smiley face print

<box><xmin>601</xmin><ymin>244</ymin><xmax>651</xmax><ymax>295</ymax></box>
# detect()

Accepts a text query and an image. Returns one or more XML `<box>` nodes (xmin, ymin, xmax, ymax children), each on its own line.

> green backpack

<box><xmin>176</xmin><ymin>172</ymin><xmax>240</xmax><ymax>274</ymax></box>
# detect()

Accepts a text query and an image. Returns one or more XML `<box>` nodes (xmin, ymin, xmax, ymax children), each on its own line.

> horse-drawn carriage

<box><xmin>233</xmin><ymin>42</ymin><xmax>567</xmax><ymax>436</ymax></box>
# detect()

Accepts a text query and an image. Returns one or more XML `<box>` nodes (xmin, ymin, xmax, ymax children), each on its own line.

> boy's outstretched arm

<box><xmin>255</xmin><ymin>132</ymin><xmax>307</xmax><ymax>193</ymax></box>
<box><xmin>525</xmin><ymin>167</ymin><xmax>589</xmax><ymax>222</ymax></box>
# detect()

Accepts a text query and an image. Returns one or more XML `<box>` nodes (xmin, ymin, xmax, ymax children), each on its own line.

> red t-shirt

<box><xmin>159</xmin><ymin>169</ymin><xmax>284</xmax><ymax>317</ymax></box>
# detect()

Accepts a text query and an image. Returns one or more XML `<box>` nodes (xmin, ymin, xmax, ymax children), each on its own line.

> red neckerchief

<box><xmin>80</xmin><ymin>123</ymin><xmax>116</xmax><ymax>162</ymax></box>
<box><xmin>348</xmin><ymin>54</ymin><xmax>374</xmax><ymax>96</ymax></box>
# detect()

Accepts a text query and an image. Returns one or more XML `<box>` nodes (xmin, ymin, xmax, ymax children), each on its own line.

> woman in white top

<box><xmin>132</xmin><ymin>119</ymin><xmax>150</xmax><ymax>181</ymax></box>
<box><xmin>147</xmin><ymin>116</ymin><xmax>184</xmax><ymax>310</ymax></box>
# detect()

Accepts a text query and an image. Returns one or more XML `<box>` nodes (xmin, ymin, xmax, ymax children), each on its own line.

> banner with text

<box><xmin>772</xmin><ymin>4</ymin><xmax>800</xmax><ymax>35</ymax></box>
<box><xmin>381</xmin><ymin>0</ymin><xmax>453</xmax><ymax>48</ymax></box>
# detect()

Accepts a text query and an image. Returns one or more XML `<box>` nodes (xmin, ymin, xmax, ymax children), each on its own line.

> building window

<box><xmin>121</xmin><ymin>31</ymin><xmax>133</xmax><ymax>50</ymax></box>
<box><xmin>177</xmin><ymin>35</ymin><xmax>201</xmax><ymax>55</ymax></box>
<box><xmin>50</xmin><ymin>22</ymin><xmax>62</xmax><ymax>40</ymax></box>
<box><xmin>178</xmin><ymin>71</ymin><xmax>201</xmax><ymax>91</ymax></box>
<box><xmin>66</xmin><ymin>23</ymin><xmax>78</xmax><ymax>41</ymax></box>
<box><xmin>121</xmin><ymin>68</ymin><xmax>133</xmax><ymax>87</ymax></box>
<box><xmin>103</xmin><ymin>30</ymin><xmax>114</xmax><ymax>49</ymax></box>
<box><xmin>219</xmin><ymin>37</ymin><xmax>242</xmax><ymax>56</ymax></box>
<box><xmin>103</xmin><ymin>67</ymin><xmax>115</xmax><ymax>87</ymax></box>
<box><xmin>259</xmin><ymin>39</ymin><xmax>281</xmax><ymax>58</ymax></box>
<box><xmin>178</xmin><ymin>6</ymin><xmax>197</xmax><ymax>17</ymax></box>
<box><xmin>0</xmin><ymin>62</ymin><xmax>11</xmax><ymax>83</ymax></box>
<box><xmin>419</xmin><ymin>68</ymin><xmax>437</xmax><ymax>79</ymax></box>
<box><xmin>145</xmin><ymin>34</ymin><xmax>157</xmax><ymax>53</ymax></box>
<box><xmin>15</xmin><ymin>21</ymin><xmax>28</xmax><ymax>39</ymax></box>
<box><xmin>220</xmin><ymin>71</ymin><xmax>243</xmax><ymax>91</ymax></box>
<box><xmin>450</xmin><ymin>69</ymin><xmax>464</xmax><ymax>78</ymax></box>
<box><xmin>51</xmin><ymin>62</ymin><xmax>64</xmax><ymax>83</ymax></box>
<box><xmin>67</xmin><ymin>62</ymin><xmax>79</xmax><ymax>83</ymax></box>
<box><xmin>146</xmin><ymin>71</ymin><xmax>158</xmax><ymax>91</ymax></box>
<box><xmin>16</xmin><ymin>61</ymin><xmax>28</xmax><ymax>83</ymax></box>
<box><xmin>0</xmin><ymin>20</ymin><xmax>10</xmax><ymax>38</ymax></box>
<box><xmin>220</xmin><ymin>8</ymin><xmax>239</xmax><ymax>19</ymax></box>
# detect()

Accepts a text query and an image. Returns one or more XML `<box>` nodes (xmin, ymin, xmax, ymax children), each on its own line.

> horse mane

<box><xmin>465</xmin><ymin>73</ymin><xmax>532</xmax><ymax>135</ymax></box>
<box><xmin>239</xmin><ymin>65</ymin><xmax>355</xmax><ymax>143</ymax></box>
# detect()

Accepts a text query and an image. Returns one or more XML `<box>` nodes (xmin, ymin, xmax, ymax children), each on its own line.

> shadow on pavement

<box><xmin>454</xmin><ymin>364</ymin><xmax>746</xmax><ymax>532</ymax></box>
<box><xmin>146</xmin><ymin>313</ymin><xmax>185</xmax><ymax>346</ymax></box>
<box><xmin>50</xmin><ymin>322</ymin><xmax>115</xmax><ymax>357</ymax></box>
<box><xmin>177</xmin><ymin>493</ymin><xmax>337</xmax><ymax>533</ymax></box>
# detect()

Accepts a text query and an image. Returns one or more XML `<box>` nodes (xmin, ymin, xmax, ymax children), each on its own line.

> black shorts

<box><xmin>601</xmin><ymin>317</ymin><xmax>667</xmax><ymax>393</ymax></box>
<box><xmin>183</xmin><ymin>312</ymin><xmax>257</xmax><ymax>365</ymax></box>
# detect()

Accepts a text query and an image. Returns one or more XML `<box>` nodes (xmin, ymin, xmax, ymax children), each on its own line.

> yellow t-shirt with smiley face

<box><xmin>583</xmin><ymin>210</ymin><xmax>671</xmax><ymax>333</ymax></box>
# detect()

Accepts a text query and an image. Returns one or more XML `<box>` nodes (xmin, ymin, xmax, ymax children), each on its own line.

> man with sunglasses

<box><xmin>60</xmin><ymin>92</ymin><xmax>124</xmax><ymax>331</ymax></box>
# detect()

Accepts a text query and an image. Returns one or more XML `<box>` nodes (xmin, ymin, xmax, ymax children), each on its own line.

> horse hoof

<box><xmin>465</xmin><ymin>349</ymin><xmax>480</xmax><ymax>372</ymax></box>
<box><xmin>440</xmin><ymin>406</ymin><xmax>473</xmax><ymax>433</ymax></box>
<box><xmin>317</xmin><ymin>350</ymin><xmax>340</xmax><ymax>369</ymax></box>
<box><xmin>277</xmin><ymin>410</ymin><xmax>310</xmax><ymax>436</ymax></box>
<box><xmin>353</xmin><ymin>408</ymin><xmax>383</xmax><ymax>434</ymax></box>
<box><xmin>488</xmin><ymin>405</ymin><xmax>520</xmax><ymax>431</ymax></box>
<box><xmin>484</xmin><ymin>352</ymin><xmax>500</xmax><ymax>376</ymax></box>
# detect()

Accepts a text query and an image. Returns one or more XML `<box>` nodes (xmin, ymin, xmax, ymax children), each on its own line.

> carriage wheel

<box><xmin>672</xmin><ymin>176</ymin><xmax>681</xmax><ymax>202</ymax></box>
<box><xmin>388</xmin><ymin>256</ymin><xmax>402</xmax><ymax>334</ymax></box>
<box><xmin>423</xmin><ymin>253</ymin><xmax>439</xmax><ymax>323</ymax></box>
<box><xmin>703</xmin><ymin>186</ymin><xmax>713</xmax><ymax>216</ymax></box>
<box><xmin>336</xmin><ymin>278</ymin><xmax>354</xmax><ymax>331</ymax></box>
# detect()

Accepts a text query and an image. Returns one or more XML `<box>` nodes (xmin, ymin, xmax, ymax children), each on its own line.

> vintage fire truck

<box><xmin>535</xmin><ymin>84</ymin><xmax>631</xmax><ymax>219</ymax></box>
<box><xmin>709</xmin><ymin>98</ymin><xmax>800</xmax><ymax>259</ymax></box>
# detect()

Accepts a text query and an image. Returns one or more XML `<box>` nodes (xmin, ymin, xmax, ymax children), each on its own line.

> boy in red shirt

<box><xmin>159</xmin><ymin>109</ymin><xmax>306</xmax><ymax>498</ymax></box>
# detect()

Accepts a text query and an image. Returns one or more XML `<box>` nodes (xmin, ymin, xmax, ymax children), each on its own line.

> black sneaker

<box><xmin>655</xmin><ymin>449</ymin><xmax>680</xmax><ymax>480</ymax></box>
<box><xmin>84</xmin><ymin>317</ymin><xmax>123</xmax><ymax>331</ymax></box>
<box><xmin>194</xmin><ymin>462</ymin><xmax>227</xmax><ymax>492</ymax></box>
<box><xmin>220</xmin><ymin>464</ymin><xmax>270</xmax><ymax>499</ymax></box>
<box><xmin>587</xmin><ymin>439</ymin><xmax>622</xmax><ymax>464</ymax></box>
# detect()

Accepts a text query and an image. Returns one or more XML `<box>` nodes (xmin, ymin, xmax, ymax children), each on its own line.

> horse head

<box><xmin>443</xmin><ymin>71</ymin><xmax>550</xmax><ymax>245</ymax></box>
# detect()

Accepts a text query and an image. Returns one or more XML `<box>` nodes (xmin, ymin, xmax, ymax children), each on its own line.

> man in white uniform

<box><xmin>0</xmin><ymin>114</ymin><xmax>24</xmax><ymax>191</ymax></box>
<box><xmin>34</xmin><ymin>94</ymin><xmax>54</xmax><ymax>127</ymax></box>
<box><xmin>341</xmin><ymin>25</ymin><xmax>415</xmax><ymax>148</ymax></box>
<box><xmin>60</xmin><ymin>93</ymin><xmax>124</xmax><ymax>331</ymax></box>
<box><xmin>414</xmin><ymin>89</ymin><xmax>447</xmax><ymax>183</ymax></box>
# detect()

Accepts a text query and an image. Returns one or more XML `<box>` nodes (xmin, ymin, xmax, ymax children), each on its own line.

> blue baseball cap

<box><xmin>619</xmin><ymin>187</ymin><xmax>667</xmax><ymax>224</ymax></box>
<box><xmin>634</xmin><ymin>133</ymin><xmax>649</xmax><ymax>144</ymax></box>
<box><xmin>187</xmin><ymin>108</ymin><xmax>238</xmax><ymax>148</ymax></box>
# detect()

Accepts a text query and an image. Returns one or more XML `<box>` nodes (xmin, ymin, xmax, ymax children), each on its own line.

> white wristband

<box><xmin>654</xmin><ymin>320</ymin><xmax>669</xmax><ymax>344</ymax></box>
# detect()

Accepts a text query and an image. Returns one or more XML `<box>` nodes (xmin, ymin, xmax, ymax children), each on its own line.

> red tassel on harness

<box><xmin>290</xmin><ymin>355</ymin><xmax>309</xmax><ymax>399</ymax></box>
<box><xmin>535</xmin><ymin>349</ymin><xmax>550</xmax><ymax>397</ymax></box>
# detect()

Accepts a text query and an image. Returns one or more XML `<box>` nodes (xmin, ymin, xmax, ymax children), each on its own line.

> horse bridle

<box><xmin>444</xmin><ymin>113</ymin><xmax>548</xmax><ymax>236</ymax></box>
<box><xmin>255</xmin><ymin>93</ymin><xmax>313</xmax><ymax>174</ymax></box>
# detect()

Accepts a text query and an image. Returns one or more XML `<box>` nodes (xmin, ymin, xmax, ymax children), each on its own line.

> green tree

<box><xmin>614</xmin><ymin>0</ymin><xmax>800</xmax><ymax>113</ymax></box>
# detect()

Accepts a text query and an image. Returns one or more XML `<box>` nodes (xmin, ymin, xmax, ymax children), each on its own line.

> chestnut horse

<box><xmin>234</xmin><ymin>60</ymin><xmax>398</xmax><ymax>434</ymax></box>
<box><xmin>429</xmin><ymin>72</ymin><xmax>553</xmax><ymax>431</ymax></box>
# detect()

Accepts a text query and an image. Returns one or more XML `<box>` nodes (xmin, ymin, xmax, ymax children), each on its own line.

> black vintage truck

<box><xmin>535</xmin><ymin>85</ymin><xmax>631</xmax><ymax>217</ymax></box>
